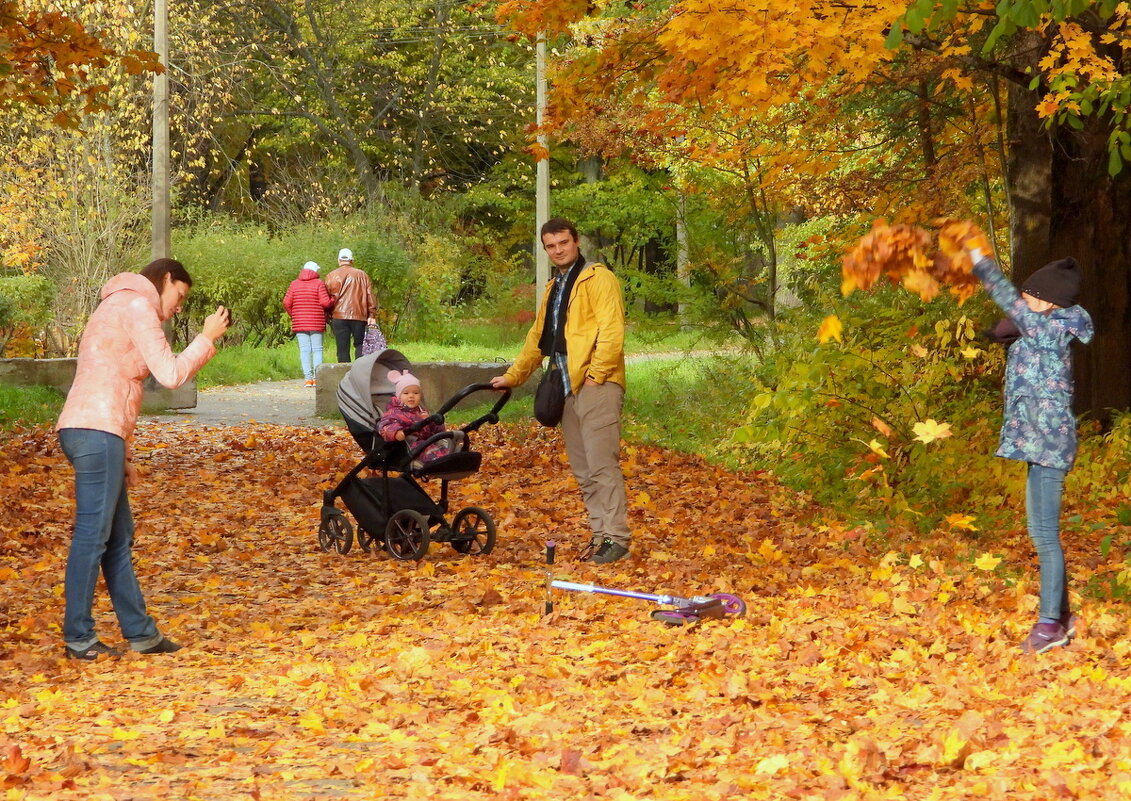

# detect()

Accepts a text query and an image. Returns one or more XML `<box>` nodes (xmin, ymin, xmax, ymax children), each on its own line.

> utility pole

<box><xmin>152</xmin><ymin>0</ymin><xmax>170</xmax><ymax>260</ymax></box>
<box><xmin>534</xmin><ymin>33</ymin><xmax>550</xmax><ymax>302</ymax></box>
<box><xmin>676</xmin><ymin>189</ymin><xmax>690</xmax><ymax>327</ymax></box>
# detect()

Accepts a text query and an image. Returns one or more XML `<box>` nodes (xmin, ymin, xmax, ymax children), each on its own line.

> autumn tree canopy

<box><xmin>0</xmin><ymin>0</ymin><xmax>158</xmax><ymax>126</ymax></box>
<box><xmin>498</xmin><ymin>0</ymin><xmax>1131</xmax><ymax>418</ymax></box>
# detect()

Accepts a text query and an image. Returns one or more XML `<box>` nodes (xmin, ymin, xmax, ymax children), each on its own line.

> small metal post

<box><xmin>544</xmin><ymin>541</ymin><xmax>556</xmax><ymax>615</ymax></box>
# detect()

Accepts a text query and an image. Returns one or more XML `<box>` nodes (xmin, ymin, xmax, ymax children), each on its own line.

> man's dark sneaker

<box><xmin>578</xmin><ymin>539</ymin><xmax>600</xmax><ymax>562</ymax></box>
<box><xmin>1019</xmin><ymin>622</ymin><xmax>1069</xmax><ymax>654</ymax></box>
<box><xmin>1059</xmin><ymin>612</ymin><xmax>1079</xmax><ymax>640</ymax></box>
<box><xmin>65</xmin><ymin>641</ymin><xmax>123</xmax><ymax>661</ymax></box>
<box><xmin>592</xmin><ymin>538</ymin><xmax>629</xmax><ymax>564</ymax></box>
<box><xmin>138</xmin><ymin>637</ymin><xmax>182</xmax><ymax>655</ymax></box>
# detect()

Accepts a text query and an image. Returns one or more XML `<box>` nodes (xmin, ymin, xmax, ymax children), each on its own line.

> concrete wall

<box><xmin>0</xmin><ymin>357</ymin><xmax>197</xmax><ymax>412</ymax></box>
<box><xmin>314</xmin><ymin>361</ymin><xmax>535</xmax><ymax>418</ymax></box>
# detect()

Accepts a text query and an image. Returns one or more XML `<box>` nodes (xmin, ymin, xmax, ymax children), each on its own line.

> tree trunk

<box><xmin>1006</xmin><ymin>32</ymin><xmax>1131</xmax><ymax>421</ymax></box>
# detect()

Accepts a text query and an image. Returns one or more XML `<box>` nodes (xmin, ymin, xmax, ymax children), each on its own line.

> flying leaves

<box><xmin>842</xmin><ymin>219</ymin><xmax>989</xmax><ymax>304</ymax></box>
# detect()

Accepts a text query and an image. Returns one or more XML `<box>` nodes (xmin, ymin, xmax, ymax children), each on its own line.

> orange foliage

<box><xmin>0</xmin><ymin>1</ymin><xmax>161</xmax><ymax>125</ymax></box>
<box><xmin>1</xmin><ymin>420</ymin><xmax>1129</xmax><ymax>797</ymax></box>
<box><xmin>842</xmin><ymin>219</ymin><xmax>988</xmax><ymax>303</ymax></box>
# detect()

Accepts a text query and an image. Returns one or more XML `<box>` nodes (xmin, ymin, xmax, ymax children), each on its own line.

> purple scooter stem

<box><xmin>550</xmin><ymin>580</ymin><xmax>746</xmax><ymax>624</ymax></box>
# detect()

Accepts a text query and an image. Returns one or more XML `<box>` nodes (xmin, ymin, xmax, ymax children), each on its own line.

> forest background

<box><xmin>2</xmin><ymin>0</ymin><xmax>1131</xmax><ymax>585</ymax></box>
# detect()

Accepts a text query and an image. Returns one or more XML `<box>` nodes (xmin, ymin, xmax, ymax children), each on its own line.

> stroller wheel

<box><xmin>450</xmin><ymin>507</ymin><xmax>496</xmax><ymax>555</ymax></box>
<box><xmin>385</xmin><ymin>510</ymin><xmax>430</xmax><ymax>561</ymax></box>
<box><xmin>709</xmin><ymin>593</ymin><xmax>747</xmax><ymax>616</ymax></box>
<box><xmin>356</xmin><ymin>527</ymin><xmax>377</xmax><ymax>553</ymax></box>
<box><xmin>319</xmin><ymin>511</ymin><xmax>354</xmax><ymax>555</ymax></box>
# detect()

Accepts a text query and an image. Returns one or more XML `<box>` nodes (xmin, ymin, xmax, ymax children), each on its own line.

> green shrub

<box><xmin>0</xmin><ymin>274</ymin><xmax>55</xmax><ymax>356</ymax></box>
<box><xmin>734</xmin><ymin>288</ymin><xmax>1013</xmax><ymax>528</ymax></box>
<box><xmin>173</xmin><ymin>210</ymin><xmax>466</xmax><ymax>349</ymax></box>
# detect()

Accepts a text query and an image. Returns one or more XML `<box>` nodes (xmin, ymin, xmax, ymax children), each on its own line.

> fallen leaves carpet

<box><xmin>2</xmin><ymin>422</ymin><xmax>1129</xmax><ymax>800</ymax></box>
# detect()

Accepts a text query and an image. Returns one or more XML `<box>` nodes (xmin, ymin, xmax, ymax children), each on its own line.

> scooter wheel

<box><xmin>710</xmin><ymin>593</ymin><xmax>746</xmax><ymax>616</ymax></box>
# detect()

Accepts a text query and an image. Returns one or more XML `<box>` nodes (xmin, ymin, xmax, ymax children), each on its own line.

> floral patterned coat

<box><xmin>377</xmin><ymin>396</ymin><xmax>449</xmax><ymax>462</ymax></box>
<box><xmin>973</xmin><ymin>258</ymin><xmax>1094</xmax><ymax>471</ymax></box>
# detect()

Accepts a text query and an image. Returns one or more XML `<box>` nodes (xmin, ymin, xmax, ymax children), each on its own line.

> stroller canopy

<box><xmin>336</xmin><ymin>348</ymin><xmax>412</xmax><ymax>432</ymax></box>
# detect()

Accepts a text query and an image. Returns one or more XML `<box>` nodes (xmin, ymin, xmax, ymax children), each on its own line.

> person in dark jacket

<box><xmin>283</xmin><ymin>261</ymin><xmax>334</xmax><ymax>387</ymax></box>
<box><xmin>967</xmin><ymin>244</ymin><xmax>1094</xmax><ymax>655</ymax></box>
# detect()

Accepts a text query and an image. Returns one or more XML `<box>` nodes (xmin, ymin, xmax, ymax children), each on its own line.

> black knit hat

<box><xmin>1021</xmin><ymin>257</ymin><xmax>1080</xmax><ymax>308</ymax></box>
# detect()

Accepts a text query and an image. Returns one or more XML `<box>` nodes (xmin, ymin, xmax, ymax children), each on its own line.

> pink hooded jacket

<box><xmin>56</xmin><ymin>273</ymin><xmax>216</xmax><ymax>447</ymax></box>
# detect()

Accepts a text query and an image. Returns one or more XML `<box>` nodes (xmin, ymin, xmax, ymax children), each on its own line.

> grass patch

<box><xmin>623</xmin><ymin>352</ymin><xmax>758</xmax><ymax>466</ymax></box>
<box><xmin>0</xmin><ymin>382</ymin><xmax>64</xmax><ymax>430</ymax></box>
<box><xmin>196</xmin><ymin>342</ymin><xmax>298</xmax><ymax>388</ymax></box>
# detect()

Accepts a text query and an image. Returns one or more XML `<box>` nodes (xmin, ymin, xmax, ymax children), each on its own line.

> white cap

<box><xmin>304</xmin><ymin>261</ymin><xmax>320</xmax><ymax>273</ymax></box>
<box><xmin>338</xmin><ymin>248</ymin><xmax>353</xmax><ymax>261</ymax></box>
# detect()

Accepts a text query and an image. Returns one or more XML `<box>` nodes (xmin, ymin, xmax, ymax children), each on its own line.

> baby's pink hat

<box><xmin>387</xmin><ymin>369</ymin><xmax>421</xmax><ymax>397</ymax></box>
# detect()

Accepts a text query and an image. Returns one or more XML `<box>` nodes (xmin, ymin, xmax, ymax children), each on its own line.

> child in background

<box><xmin>377</xmin><ymin>370</ymin><xmax>463</xmax><ymax>467</ymax></box>
<box><xmin>968</xmin><ymin>245</ymin><xmax>1094</xmax><ymax>654</ymax></box>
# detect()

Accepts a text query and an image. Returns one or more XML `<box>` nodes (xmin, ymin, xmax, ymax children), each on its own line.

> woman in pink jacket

<box><xmin>55</xmin><ymin>258</ymin><xmax>229</xmax><ymax>660</ymax></box>
<box><xmin>282</xmin><ymin>261</ymin><xmax>334</xmax><ymax>387</ymax></box>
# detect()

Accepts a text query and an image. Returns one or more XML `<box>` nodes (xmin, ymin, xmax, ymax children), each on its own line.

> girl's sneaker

<box><xmin>1019</xmin><ymin>622</ymin><xmax>1069</xmax><ymax>654</ymax></box>
<box><xmin>1059</xmin><ymin>612</ymin><xmax>1079</xmax><ymax>640</ymax></box>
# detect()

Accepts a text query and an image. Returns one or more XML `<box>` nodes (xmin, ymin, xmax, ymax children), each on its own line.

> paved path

<box><xmin>143</xmin><ymin>380</ymin><xmax>335</xmax><ymax>428</ymax></box>
<box><xmin>145</xmin><ymin>349</ymin><xmax>737</xmax><ymax>428</ymax></box>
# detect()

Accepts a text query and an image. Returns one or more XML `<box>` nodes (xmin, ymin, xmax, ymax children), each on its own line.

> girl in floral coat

<box><xmin>969</xmin><ymin>247</ymin><xmax>1094</xmax><ymax>655</ymax></box>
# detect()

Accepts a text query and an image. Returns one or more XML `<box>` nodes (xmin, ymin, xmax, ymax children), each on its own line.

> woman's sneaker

<box><xmin>65</xmin><ymin>641</ymin><xmax>123</xmax><ymax>661</ymax></box>
<box><xmin>138</xmin><ymin>637</ymin><xmax>182</xmax><ymax>654</ymax></box>
<box><xmin>1019</xmin><ymin>622</ymin><xmax>1069</xmax><ymax>654</ymax></box>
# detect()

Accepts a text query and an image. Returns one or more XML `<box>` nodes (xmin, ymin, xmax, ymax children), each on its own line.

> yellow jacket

<box><xmin>504</xmin><ymin>262</ymin><xmax>626</xmax><ymax>393</ymax></box>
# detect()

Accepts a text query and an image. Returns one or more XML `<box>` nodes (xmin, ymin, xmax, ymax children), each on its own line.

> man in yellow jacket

<box><xmin>491</xmin><ymin>218</ymin><xmax>632</xmax><ymax>564</ymax></box>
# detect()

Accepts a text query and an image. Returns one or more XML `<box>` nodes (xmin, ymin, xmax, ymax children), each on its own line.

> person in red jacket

<box><xmin>282</xmin><ymin>261</ymin><xmax>334</xmax><ymax>387</ymax></box>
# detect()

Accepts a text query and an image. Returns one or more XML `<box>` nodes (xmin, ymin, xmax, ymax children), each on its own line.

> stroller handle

<box><xmin>432</xmin><ymin>382</ymin><xmax>511</xmax><ymax>433</ymax></box>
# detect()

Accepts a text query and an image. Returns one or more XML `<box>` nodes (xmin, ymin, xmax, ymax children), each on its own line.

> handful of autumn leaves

<box><xmin>842</xmin><ymin>219</ymin><xmax>992</xmax><ymax>304</ymax></box>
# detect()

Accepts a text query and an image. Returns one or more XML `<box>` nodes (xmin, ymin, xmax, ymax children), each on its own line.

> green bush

<box><xmin>734</xmin><ymin>288</ymin><xmax>1014</xmax><ymax>528</ymax></box>
<box><xmin>172</xmin><ymin>211</ymin><xmax>466</xmax><ymax>349</ymax></box>
<box><xmin>0</xmin><ymin>274</ymin><xmax>55</xmax><ymax>356</ymax></box>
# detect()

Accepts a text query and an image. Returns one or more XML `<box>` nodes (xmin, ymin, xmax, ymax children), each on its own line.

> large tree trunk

<box><xmin>1006</xmin><ymin>33</ymin><xmax>1131</xmax><ymax>422</ymax></box>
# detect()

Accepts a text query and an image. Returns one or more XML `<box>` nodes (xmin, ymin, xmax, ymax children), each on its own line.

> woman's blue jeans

<box><xmin>59</xmin><ymin>428</ymin><xmax>161</xmax><ymax>651</ymax></box>
<box><xmin>1026</xmin><ymin>463</ymin><xmax>1070</xmax><ymax>620</ymax></box>
<box><xmin>296</xmin><ymin>331</ymin><xmax>324</xmax><ymax>380</ymax></box>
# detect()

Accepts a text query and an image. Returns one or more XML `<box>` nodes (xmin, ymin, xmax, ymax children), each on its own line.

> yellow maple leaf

<box><xmin>817</xmin><ymin>314</ymin><xmax>843</xmax><ymax>344</ymax></box>
<box><xmin>973</xmin><ymin>553</ymin><xmax>1002</xmax><ymax>571</ymax></box>
<box><xmin>912</xmin><ymin>419</ymin><xmax>952</xmax><ymax>444</ymax></box>
<box><xmin>908</xmin><ymin>554</ymin><xmax>924</xmax><ymax>569</ymax></box>
<box><xmin>945</xmin><ymin>513</ymin><xmax>978</xmax><ymax>532</ymax></box>
<box><xmin>755</xmin><ymin>754</ymin><xmax>790</xmax><ymax>775</ymax></box>
<box><xmin>298</xmin><ymin>711</ymin><xmax>326</xmax><ymax>734</ymax></box>
<box><xmin>866</xmin><ymin>439</ymin><xmax>890</xmax><ymax>459</ymax></box>
<box><xmin>960</xmin><ymin>346</ymin><xmax>983</xmax><ymax>359</ymax></box>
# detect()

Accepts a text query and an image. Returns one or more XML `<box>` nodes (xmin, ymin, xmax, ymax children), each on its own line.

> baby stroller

<box><xmin>319</xmin><ymin>348</ymin><xmax>511</xmax><ymax>561</ymax></box>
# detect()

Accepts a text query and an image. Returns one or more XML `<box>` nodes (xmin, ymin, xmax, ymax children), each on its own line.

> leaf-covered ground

<box><xmin>2</xmin><ymin>422</ymin><xmax>1129</xmax><ymax>800</ymax></box>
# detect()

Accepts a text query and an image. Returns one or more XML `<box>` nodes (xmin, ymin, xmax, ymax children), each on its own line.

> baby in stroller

<box><xmin>319</xmin><ymin>348</ymin><xmax>510</xmax><ymax>561</ymax></box>
<box><xmin>378</xmin><ymin>369</ymin><xmax>465</xmax><ymax>469</ymax></box>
